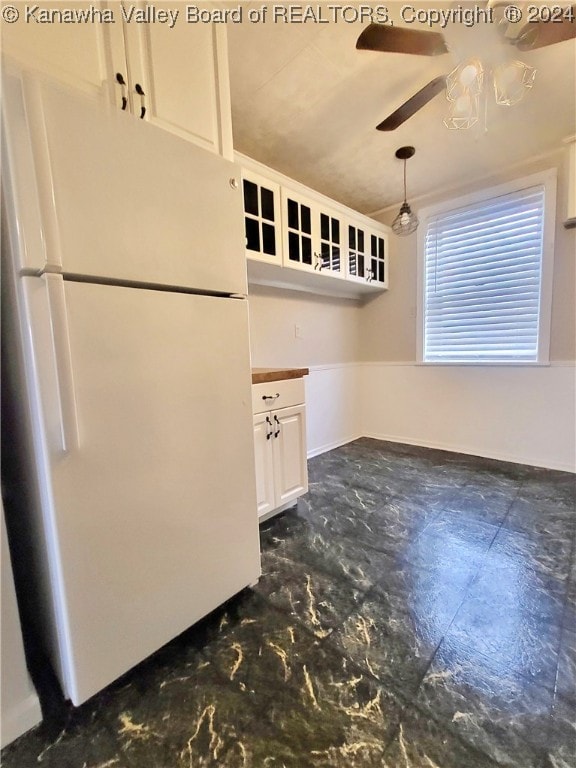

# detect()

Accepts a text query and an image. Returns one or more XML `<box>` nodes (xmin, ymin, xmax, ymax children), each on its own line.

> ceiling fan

<box><xmin>357</xmin><ymin>4</ymin><xmax>576</xmax><ymax>131</ymax></box>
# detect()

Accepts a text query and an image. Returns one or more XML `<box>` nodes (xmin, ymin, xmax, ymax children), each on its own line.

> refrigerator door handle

<box><xmin>44</xmin><ymin>274</ymin><xmax>80</xmax><ymax>453</ymax></box>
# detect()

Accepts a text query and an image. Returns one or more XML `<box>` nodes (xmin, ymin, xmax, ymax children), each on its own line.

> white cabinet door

<box><xmin>122</xmin><ymin>6</ymin><xmax>232</xmax><ymax>157</ymax></box>
<box><xmin>253</xmin><ymin>413</ymin><xmax>276</xmax><ymax>518</ymax></box>
<box><xmin>282</xmin><ymin>188</ymin><xmax>316</xmax><ymax>272</ymax></box>
<box><xmin>23</xmin><ymin>276</ymin><xmax>260</xmax><ymax>705</ymax></box>
<box><xmin>281</xmin><ymin>189</ymin><xmax>347</xmax><ymax>279</ymax></box>
<box><xmin>315</xmin><ymin>202</ymin><xmax>346</xmax><ymax>280</ymax></box>
<box><xmin>1</xmin><ymin>2</ymin><xmax>116</xmax><ymax>99</ymax></box>
<box><xmin>346</xmin><ymin>218</ymin><xmax>389</xmax><ymax>288</ymax></box>
<box><xmin>272</xmin><ymin>405</ymin><xmax>308</xmax><ymax>508</ymax></box>
<box><xmin>3</xmin><ymin>3</ymin><xmax>232</xmax><ymax>157</ymax></box>
<box><xmin>242</xmin><ymin>170</ymin><xmax>283</xmax><ymax>265</ymax></box>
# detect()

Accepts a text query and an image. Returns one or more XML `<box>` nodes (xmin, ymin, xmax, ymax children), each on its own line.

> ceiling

<box><xmin>227</xmin><ymin>2</ymin><xmax>576</xmax><ymax>214</ymax></box>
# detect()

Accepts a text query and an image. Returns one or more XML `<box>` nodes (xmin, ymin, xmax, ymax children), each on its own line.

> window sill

<box><xmin>417</xmin><ymin>360</ymin><xmax>551</xmax><ymax>367</ymax></box>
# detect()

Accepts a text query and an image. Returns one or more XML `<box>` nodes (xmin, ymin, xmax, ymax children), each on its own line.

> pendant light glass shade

<box><xmin>392</xmin><ymin>146</ymin><xmax>419</xmax><ymax>236</ymax></box>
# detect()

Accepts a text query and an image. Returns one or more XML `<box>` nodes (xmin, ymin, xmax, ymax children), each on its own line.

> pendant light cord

<box><xmin>403</xmin><ymin>159</ymin><xmax>408</xmax><ymax>204</ymax></box>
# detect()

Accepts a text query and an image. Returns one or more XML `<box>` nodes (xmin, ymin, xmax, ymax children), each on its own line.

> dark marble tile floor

<box><xmin>2</xmin><ymin>438</ymin><xmax>575</xmax><ymax>767</ymax></box>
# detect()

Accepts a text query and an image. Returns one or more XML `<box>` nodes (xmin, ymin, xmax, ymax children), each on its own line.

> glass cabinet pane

<box><xmin>319</xmin><ymin>213</ymin><xmax>342</xmax><ymax>273</ymax></box>
<box><xmin>261</xmin><ymin>187</ymin><xmax>274</xmax><ymax>222</ymax></box>
<box><xmin>288</xmin><ymin>231</ymin><xmax>300</xmax><ymax>261</ymax></box>
<box><xmin>302</xmin><ymin>236</ymin><xmax>312</xmax><ymax>264</ymax></box>
<box><xmin>243</xmin><ymin>179</ymin><xmax>259</xmax><ymax>216</ymax></box>
<box><xmin>242</xmin><ymin>174</ymin><xmax>280</xmax><ymax>262</ymax></box>
<box><xmin>348</xmin><ymin>224</ymin><xmax>366</xmax><ymax>278</ymax></box>
<box><xmin>288</xmin><ymin>199</ymin><xmax>299</xmax><ymax>230</ymax></box>
<box><xmin>301</xmin><ymin>206</ymin><xmax>311</xmax><ymax>234</ymax></box>
<box><xmin>245</xmin><ymin>217</ymin><xmax>260</xmax><ymax>251</ymax></box>
<box><xmin>262</xmin><ymin>223</ymin><xmax>276</xmax><ymax>255</ymax></box>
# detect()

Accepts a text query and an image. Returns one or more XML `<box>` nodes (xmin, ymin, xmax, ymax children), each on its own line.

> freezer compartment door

<box><xmin>23</xmin><ymin>277</ymin><xmax>260</xmax><ymax>704</ymax></box>
<box><xmin>3</xmin><ymin>69</ymin><xmax>247</xmax><ymax>294</ymax></box>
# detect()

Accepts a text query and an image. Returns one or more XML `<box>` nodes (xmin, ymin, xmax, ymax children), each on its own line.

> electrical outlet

<box><xmin>294</xmin><ymin>324</ymin><xmax>303</xmax><ymax>339</ymax></box>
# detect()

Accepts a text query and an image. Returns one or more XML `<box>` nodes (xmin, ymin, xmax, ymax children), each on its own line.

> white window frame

<box><xmin>416</xmin><ymin>169</ymin><xmax>557</xmax><ymax>366</ymax></box>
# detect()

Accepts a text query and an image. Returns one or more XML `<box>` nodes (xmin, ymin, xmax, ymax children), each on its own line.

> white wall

<box><xmin>248</xmin><ymin>284</ymin><xmax>364</xmax><ymax>458</ymax></box>
<box><xmin>354</xmin><ymin>152</ymin><xmax>576</xmax><ymax>472</ymax></box>
<box><xmin>305</xmin><ymin>365</ymin><xmax>362</xmax><ymax>457</ymax></box>
<box><xmin>1</xmin><ymin>503</ymin><xmax>42</xmax><ymax>748</ymax></box>
<box><xmin>247</xmin><ymin>154</ymin><xmax>576</xmax><ymax>472</ymax></box>
<box><xmin>360</xmin><ymin>362</ymin><xmax>576</xmax><ymax>472</ymax></box>
<box><xmin>248</xmin><ymin>283</ymin><xmax>362</xmax><ymax>367</ymax></box>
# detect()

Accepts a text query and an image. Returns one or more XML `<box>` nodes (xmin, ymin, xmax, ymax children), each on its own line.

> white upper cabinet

<box><xmin>316</xmin><ymin>204</ymin><xmax>345</xmax><ymax>279</ymax></box>
<box><xmin>281</xmin><ymin>190</ymin><xmax>346</xmax><ymax>280</ymax></box>
<box><xmin>346</xmin><ymin>216</ymin><xmax>389</xmax><ymax>289</ymax></box>
<box><xmin>241</xmin><ymin>169</ymin><xmax>282</xmax><ymax>265</ymax></box>
<box><xmin>242</xmin><ymin>156</ymin><xmax>390</xmax><ymax>298</ymax></box>
<box><xmin>2</xmin><ymin>1</ymin><xmax>232</xmax><ymax>158</ymax></box>
<box><xmin>1</xmin><ymin>1</ymin><xmax>115</xmax><ymax>97</ymax></box>
<box><xmin>282</xmin><ymin>188</ymin><xmax>316</xmax><ymax>272</ymax></box>
<box><xmin>120</xmin><ymin>7</ymin><xmax>232</xmax><ymax>157</ymax></box>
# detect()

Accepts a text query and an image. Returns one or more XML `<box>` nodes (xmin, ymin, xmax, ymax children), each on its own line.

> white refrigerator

<box><xmin>1</xmin><ymin>66</ymin><xmax>261</xmax><ymax>706</ymax></box>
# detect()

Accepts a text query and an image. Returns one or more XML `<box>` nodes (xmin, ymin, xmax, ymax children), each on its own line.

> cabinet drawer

<box><xmin>252</xmin><ymin>378</ymin><xmax>305</xmax><ymax>414</ymax></box>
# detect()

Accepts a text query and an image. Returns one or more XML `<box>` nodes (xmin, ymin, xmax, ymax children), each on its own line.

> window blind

<box><xmin>424</xmin><ymin>184</ymin><xmax>545</xmax><ymax>362</ymax></box>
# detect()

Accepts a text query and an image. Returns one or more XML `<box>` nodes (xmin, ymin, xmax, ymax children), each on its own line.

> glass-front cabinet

<box><xmin>281</xmin><ymin>188</ymin><xmax>345</xmax><ymax>279</ymax></box>
<box><xmin>346</xmin><ymin>216</ymin><xmax>388</xmax><ymax>288</ymax></box>
<box><xmin>283</xmin><ymin>189</ymin><xmax>315</xmax><ymax>270</ymax></box>
<box><xmin>318</xmin><ymin>207</ymin><xmax>344</xmax><ymax>277</ymax></box>
<box><xmin>242</xmin><ymin>161</ymin><xmax>390</xmax><ymax>297</ymax></box>
<box><xmin>241</xmin><ymin>169</ymin><xmax>282</xmax><ymax>264</ymax></box>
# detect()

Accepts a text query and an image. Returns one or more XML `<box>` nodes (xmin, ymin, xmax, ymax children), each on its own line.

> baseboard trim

<box><xmin>363</xmin><ymin>431</ymin><xmax>576</xmax><ymax>474</ymax></box>
<box><xmin>307</xmin><ymin>433</ymin><xmax>362</xmax><ymax>459</ymax></box>
<box><xmin>1</xmin><ymin>692</ymin><xmax>42</xmax><ymax>749</ymax></box>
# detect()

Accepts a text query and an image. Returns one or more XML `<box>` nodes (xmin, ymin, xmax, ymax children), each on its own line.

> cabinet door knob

<box><xmin>134</xmin><ymin>83</ymin><xmax>146</xmax><ymax>119</ymax></box>
<box><xmin>115</xmin><ymin>72</ymin><xmax>128</xmax><ymax>111</ymax></box>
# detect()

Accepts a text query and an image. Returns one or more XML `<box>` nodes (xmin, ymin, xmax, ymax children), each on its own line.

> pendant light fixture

<box><xmin>392</xmin><ymin>146</ymin><xmax>419</xmax><ymax>236</ymax></box>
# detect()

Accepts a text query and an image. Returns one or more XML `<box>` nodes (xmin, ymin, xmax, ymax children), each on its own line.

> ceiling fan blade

<box><xmin>376</xmin><ymin>76</ymin><xmax>447</xmax><ymax>131</ymax></box>
<box><xmin>515</xmin><ymin>8</ymin><xmax>576</xmax><ymax>50</ymax></box>
<box><xmin>356</xmin><ymin>23</ymin><xmax>448</xmax><ymax>56</ymax></box>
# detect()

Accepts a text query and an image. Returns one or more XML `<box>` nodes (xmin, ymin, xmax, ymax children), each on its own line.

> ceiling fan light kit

<box><xmin>493</xmin><ymin>60</ymin><xmax>537</xmax><ymax>106</ymax></box>
<box><xmin>392</xmin><ymin>146</ymin><xmax>419</xmax><ymax>236</ymax></box>
<box><xmin>356</xmin><ymin>12</ymin><xmax>575</xmax><ymax>131</ymax></box>
<box><xmin>444</xmin><ymin>57</ymin><xmax>537</xmax><ymax>128</ymax></box>
<box><xmin>444</xmin><ymin>92</ymin><xmax>481</xmax><ymax>130</ymax></box>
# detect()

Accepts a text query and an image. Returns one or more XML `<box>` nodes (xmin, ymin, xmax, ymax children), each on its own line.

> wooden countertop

<box><xmin>251</xmin><ymin>367</ymin><xmax>309</xmax><ymax>384</ymax></box>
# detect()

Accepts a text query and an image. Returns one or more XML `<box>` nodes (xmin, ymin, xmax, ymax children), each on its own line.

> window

<box><xmin>418</xmin><ymin>171</ymin><xmax>556</xmax><ymax>364</ymax></box>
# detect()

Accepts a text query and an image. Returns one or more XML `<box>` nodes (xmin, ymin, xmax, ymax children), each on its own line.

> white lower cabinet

<box><xmin>252</xmin><ymin>380</ymin><xmax>308</xmax><ymax>520</ymax></box>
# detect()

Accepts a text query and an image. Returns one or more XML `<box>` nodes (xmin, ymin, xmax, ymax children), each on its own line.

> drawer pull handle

<box><xmin>262</xmin><ymin>393</ymin><xmax>280</xmax><ymax>401</ymax></box>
